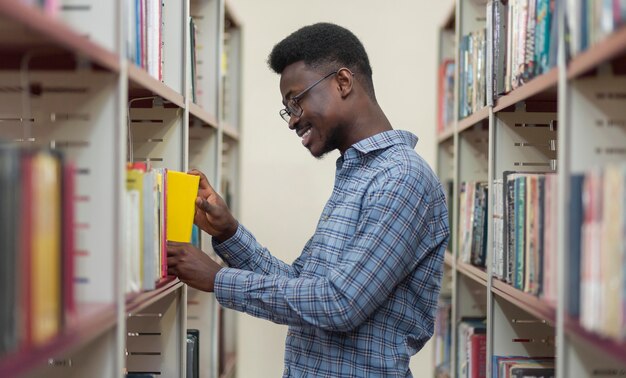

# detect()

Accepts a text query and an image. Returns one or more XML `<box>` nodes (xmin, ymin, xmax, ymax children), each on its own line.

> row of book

<box><xmin>458</xmin><ymin>181</ymin><xmax>488</xmax><ymax>267</ymax></box>
<box><xmin>492</xmin><ymin>172</ymin><xmax>558</xmax><ymax>302</ymax></box>
<box><xmin>459</xmin><ymin>29</ymin><xmax>487</xmax><ymax>119</ymax></box>
<box><xmin>125</xmin><ymin>0</ymin><xmax>163</xmax><ymax>80</ymax></box>
<box><xmin>566</xmin><ymin>0</ymin><xmax>626</xmax><ymax>58</ymax></box>
<box><xmin>573</xmin><ymin>164</ymin><xmax>626</xmax><ymax>340</ymax></box>
<box><xmin>457</xmin><ymin>318</ymin><xmax>486</xmax><ymax>378</ymax></box>
<box><xmin>0</xmin><ymin>145</ymin><xmax>76</xmax><ymax>355</ymax></box>
<box><xmin>492</xmin><ymin>356</ymin><xmax>554</xmax><ymax>377</ymax></box>
<box><xmin>437</xmin><ymin>59</ymin><xmax>455</xmax><ymax>135</ymax></box>
<box><xmin>486</xmin><ymin>0</ymin><xmax>558</xmax><ymax>107</ymax></box>
<box><xmin>124</xmin><ymin>163</ymin><xmax>199</xmax><ymax>294</ymax></box>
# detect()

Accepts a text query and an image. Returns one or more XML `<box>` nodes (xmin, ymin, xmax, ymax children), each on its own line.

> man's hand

<box><xmin>187</xmin><ymin>169</ymin><xmax>238</xmax><ymax>242</ymax></box>
<box><xmin>166</xmin><ymin>241</ymin><xmax>223</xmax><ymax>292</ymax></box>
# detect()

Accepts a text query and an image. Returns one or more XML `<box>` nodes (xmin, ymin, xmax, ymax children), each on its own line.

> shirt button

<box><xmin>284</xmin><ymin>367</ymin><xmax>290</xmax><ymax>376</ymax></box>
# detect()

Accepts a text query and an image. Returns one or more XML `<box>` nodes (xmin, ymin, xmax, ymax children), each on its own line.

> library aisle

<box><xmin>433</xmin><ymin>1</ymin><xmax>626</xmax><ymax>377</ymax></box>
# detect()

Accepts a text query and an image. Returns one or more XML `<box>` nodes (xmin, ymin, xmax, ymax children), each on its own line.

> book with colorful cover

<box><xmin>166</xmin><ymin>171</ymin><xmax>200</xmax><ymax>243</ymax></box>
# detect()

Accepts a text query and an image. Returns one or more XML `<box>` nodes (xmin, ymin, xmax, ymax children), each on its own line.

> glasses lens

<box><xmin>279</xmin><ymin>101</ymin><xmax>302</xmax><ymax>123</ymax></box>
<box><xmin>280</xmin><ymin>109</ymin><xmax>291</xmax><ymax>123</ymax></box>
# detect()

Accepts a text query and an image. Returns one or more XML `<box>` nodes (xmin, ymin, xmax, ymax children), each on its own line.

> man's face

<box><xmin>279</xmin><ymin>61</ymin><xmax>345</xmax><ymax>158</ymax></box>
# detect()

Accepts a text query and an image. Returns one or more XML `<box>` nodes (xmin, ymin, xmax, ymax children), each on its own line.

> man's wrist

<box><xmin>215</xmin><ymin>221</ymin><xmax>239</xmax><ymax>243</ymax></box>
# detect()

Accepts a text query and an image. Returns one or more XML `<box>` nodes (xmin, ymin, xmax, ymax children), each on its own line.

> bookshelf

<box><xmin>0</xmin><ymin>0</ymin><xmax>241</xmax><ymax>377</ymax></box>
<box><xmin>434</xmin><ymin>0</ymin><xmax>626</xmax><ymax>377</ymax></box>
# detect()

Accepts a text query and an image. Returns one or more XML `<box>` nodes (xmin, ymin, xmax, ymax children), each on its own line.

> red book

<box><xmin>470</xmin><ymin>333</ymin><xmax>487</xmax><ymax>378</ymax></box>
<box><xmin>62</xmin><ymin>160</ymin><xmax>77</xmax><ymax>323</ymax></box>
<box><xmin>19</xmin><ymin>152</ymin><xmax>34</xmax><ymax>348</ymax></box>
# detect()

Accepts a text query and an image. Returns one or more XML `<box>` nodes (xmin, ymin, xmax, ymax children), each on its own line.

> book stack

<box><xmin>492</xmin><ymin>172</ymin><xmax>558</xmax><ymax>299</ymax></box>
<box><xmin>492</xmin><ymin>356</ymin><xmax>555</xmax><ymax>377</ymax></box>
<box><xmin>126</xmin><ymin>0</ymin><xmax>164</xmax><ymax>80</ymax></box>
<box><xmin>124</xmin><ymin>164</ymin><xmax>199</xmax><ymax>293</ymax></box>
<box><xmin>458</xmin><ymin>181</ymin><xmax>489</xmax><ymax>267</ymax></box>
<box><xmin>485</xmin><ymin>0</ymin><xmax>558</xmax><ymax>105</ymax></box>
<box><xmin>575</xmin><ymin>163</ymin><xmax>626</xmax><ymax>340</ymax></box>
<box><xmin>566</xmin><ymin>0</ymin><xmax>626</xmax><ymax>57</ymax></box>
<box><xmin>457</xmin><ymin>318</ymin><xmax>487</xmax><ymax>378</ymax></box>
<box><xmin>459</xmin><ymin>29</ymin><xmax>487</xmax><ymax>119</ymax></box>
<box><xmin>437</xmin><ymin>59</ymin><xmax>455</xmax><ymax>134</ymax></box>
<box><xmin>0</xmin><ymin>144</ymin><xmax>76</xmax><ymax>355</ymax></box>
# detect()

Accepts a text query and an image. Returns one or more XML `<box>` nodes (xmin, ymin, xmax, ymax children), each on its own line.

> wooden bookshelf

<box><xmin>437</xmin><ymin>125</ymin><xmax>455</xmax><ymax>143</ymax></box>
<box><xmin>434</xmin><ymin>1</ymin><xmax>626</xmax><ymax>376</ymax></box>
<box><xmin>493</xmin><ymin>68</ymin><xmax>559</xmax><ymax>113</ymax></box>
<box><xmin>0</xmin><ymin>0</ymin><xmax>119</xmax><ymax>71</ymax></box>
<box><xmin>568</xmin><ymin>25</ymin><xmax>626</xmax><ymax>79</ymax></box>
<box><xmin>0</xmin><ymin>0</ymin><xmax>242</xmax><ymax>377</ymax></box>
<box><xmin>189</xmin><ymin>101</ymin><xmax>219</xmax><ymax>129</ymax></box>
<box><xmin>491</xmin><ymin>279</ymin><xmax>556</xmax><ymax>326</ymax></box>
<box><xmin>126</xmin><ymin>278</ymin><xmax>184</xmax><ymax>315</ymax></box>
<box><xmin>456</xmin><ymin>259</ymin><xmax>488</xmax><ymax>287</ymax></box>
<box><xmin>458</xmin><ymin>106</ymin><xmax>489</xmax><ymax>133</ymax></box>
<box><xmin>128</xmin><ymin>64</ymin><xmax>185</xmax><ymax>109</ymax></box>
<box><xmin>0</xmin><ymin>303</ymin><xmax>116</xmax><ymax>377</ymax></box>
<box><xmin>223</xmin><ymin>121</ymin><xmax>240</xmax><ymax>140</ymax></box>
<box><xmin>564</xmin><ymin>315</ymin><xmax>626</xmax><ymax>366</ymax></box>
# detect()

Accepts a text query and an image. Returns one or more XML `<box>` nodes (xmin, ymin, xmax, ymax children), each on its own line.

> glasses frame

<box><xmin>279</xmin><ymin>69</ymin><xmax>347</xmax><ymax>123</ymax></box>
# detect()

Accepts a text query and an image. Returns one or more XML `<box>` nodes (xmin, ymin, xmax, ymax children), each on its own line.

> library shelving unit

<box><xmin>187</xmin><ymin>2</ymin><xmax>241</xmax><ymax>378</ymax></box>
<box><xmin>434</xmin><ymin>0</ymin><xmax>626</xmax><ymax>377</ymax></box>
<box><xmin>0</xmin><ymin>0</ymin><xmax>241</xmax><ymax>377</ymax></box>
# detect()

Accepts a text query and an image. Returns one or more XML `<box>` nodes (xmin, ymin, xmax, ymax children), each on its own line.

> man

<box><xmin>167</xmin><ymin>22</ymin><xmax>450</xmax><ymax>377</ymax></box>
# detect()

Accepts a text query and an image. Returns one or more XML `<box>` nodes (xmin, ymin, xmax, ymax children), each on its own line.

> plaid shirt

<box><xmin>213</xmin><ymin>130</ymin><xmax>449</xmax><ymax>377</ymax></box>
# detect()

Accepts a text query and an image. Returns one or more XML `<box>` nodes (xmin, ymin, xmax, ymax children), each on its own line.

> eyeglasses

<box><xmin>279</xmin><ymin>70</ymin><xmax>338</xmax><ymax>123</ymax></box>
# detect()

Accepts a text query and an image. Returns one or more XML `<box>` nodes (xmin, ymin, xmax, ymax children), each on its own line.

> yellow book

<box><xmin>166</xmin><ymin>171</ymin><xmax>200</xmax><ymax>242</ymax></box>
<box><xmin>31</xmin><ymin>151</ymin><xmax>61</xmax><ymax>345</ymax></box>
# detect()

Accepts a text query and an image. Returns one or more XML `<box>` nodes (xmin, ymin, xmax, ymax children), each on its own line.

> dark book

<box><xmin>567</xmin><ymin>175</ymin><xmax>585</xmax><ymax>317</ymax></box>
<box><xmin>510</xmin><ymin>366</ymin><xmax>555</xmax><ymax>378</ymax></box>
<box><xmin>187</xmin><ymin>329</ymin><xmax>199</xmax><ymax>378</ymax></box>
<box><xmin>0</xmin><ymin>144</ymin><xmax>21</xmax><ymax>354</ymax></box>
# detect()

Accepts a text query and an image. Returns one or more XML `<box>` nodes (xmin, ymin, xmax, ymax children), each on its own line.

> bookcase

<box><xmin>434</xmin><ymin>0</ymin><xmax>626</xmax><ymax>377</ymax></box>
<box><xmin>0</xmin><ymin>0</ymin><xmax>241</xmax><ymax>377</ymax></box>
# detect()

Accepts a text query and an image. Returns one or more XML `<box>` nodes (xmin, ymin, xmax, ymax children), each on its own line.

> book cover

<box><xmin>166</xmin><ymin>171</ymin><xmax>200</xmax><ymax>243</ymax></box>
<box><xmin>0</xmin><ymin>144</ymin><xmax>21</xmax><ymax>353</ymax></box>
<box><xmin>62</xmin><ymin>159</ymin><xmax>77</xmax><ymax>323</ymax></box>
<box><xmin>31</xmin><ymin>151</ymin><xmax>62</xmax><ymax>346</ymax></box>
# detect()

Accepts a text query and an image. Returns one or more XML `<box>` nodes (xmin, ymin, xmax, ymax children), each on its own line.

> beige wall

<box><xmin>227</xmin><ymin>1</ymin><xmax>453</xmax><ymax>376</ymax></box>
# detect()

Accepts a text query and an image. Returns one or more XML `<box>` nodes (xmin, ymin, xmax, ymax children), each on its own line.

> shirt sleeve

<box><xmin>214</xmin><ymin>168</ymin><xmax>443</xmax><ymax>332</ymax></box>
<box><xmin>212</xmin><ymin>223</ymin><xmax>310</xmax><ymax>278</ymax></box>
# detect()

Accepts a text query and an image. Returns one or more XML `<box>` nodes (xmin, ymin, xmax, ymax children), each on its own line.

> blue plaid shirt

<box><xmin>213</xmin><ymin>130</ymin><xmax>449</xmax><ymax>377</ymax></box>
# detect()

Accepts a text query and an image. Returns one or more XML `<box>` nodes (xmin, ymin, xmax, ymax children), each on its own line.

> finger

<box><xmin>166</xmin><ymin>242</ymin><xmax>185</xmax><ymax>256</ymax></box>
<box><xmin>196</xmin><ymin>197</ymin><xmax>214</xmax><ymax>214</ymax></box>
<box><xmin>199</xmin><ymin>176</ymin><xmax>216</xmax><ymax>192</ymax></box>
<box><xmin>167</xmin><ymin>255</ymin><xmax>179</xmax><ymax>266</ymax></box>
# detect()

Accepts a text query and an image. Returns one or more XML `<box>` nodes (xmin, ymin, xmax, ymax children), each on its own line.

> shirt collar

<box><xmin>341</xmin><ymin>130</ymin><xmax>418</xmax><ymax>162</ymax></box>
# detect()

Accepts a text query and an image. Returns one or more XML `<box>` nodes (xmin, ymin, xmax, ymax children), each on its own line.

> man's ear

<box><xmin>336</xmin><ymin>68</ymin><xmax>354</xmax><ymax>98</ymax></box>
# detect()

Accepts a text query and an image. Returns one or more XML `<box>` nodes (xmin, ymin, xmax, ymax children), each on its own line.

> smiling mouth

<box><xmin>297</xmin><ymin>125</ymin><xmax>313</xmax><ymax>146</ymax></box>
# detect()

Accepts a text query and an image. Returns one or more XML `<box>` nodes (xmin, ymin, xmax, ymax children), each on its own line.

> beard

<box><xmin>312</xmin><ymin>124</ymin><xmax>343</xmax><ymax>159</ymax></box>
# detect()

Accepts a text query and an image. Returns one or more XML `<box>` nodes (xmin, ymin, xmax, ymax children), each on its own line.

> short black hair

<box><xmin>268</xmin><ymin>22</ymin><xmax>376</xmax><ymax>100</ymax></box>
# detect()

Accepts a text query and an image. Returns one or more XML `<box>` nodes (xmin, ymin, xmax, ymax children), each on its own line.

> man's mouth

<box><xmin>297</xmin><ymin>125</ymin><xmax>313</xmax><ymax>145</ymax></box>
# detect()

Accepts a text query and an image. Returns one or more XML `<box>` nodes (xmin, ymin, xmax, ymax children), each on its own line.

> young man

<box><xmin>167</xmin><ymin>22</ymin><xmax>450</xmax><ymax>377</ymax></box>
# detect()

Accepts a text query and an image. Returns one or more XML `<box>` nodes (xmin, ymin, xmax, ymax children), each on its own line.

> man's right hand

<box><xmin>188</xmin><ymin>168</ymin><xmax>239</xmax><ymax>242</ymax></box>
